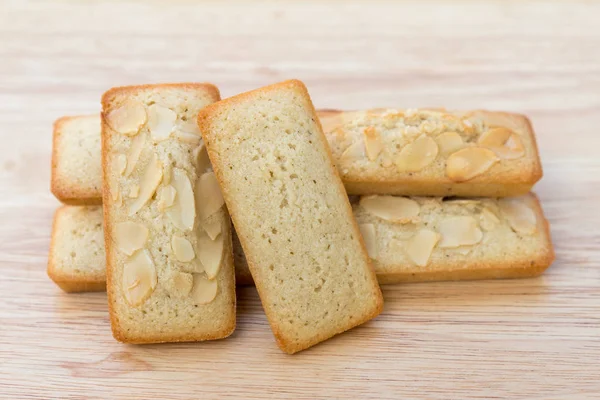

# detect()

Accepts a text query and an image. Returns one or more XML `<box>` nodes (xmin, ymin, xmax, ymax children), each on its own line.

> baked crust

<box><xmin>47</xmin><ymin>205</ymin><xmax>106</xmax><ymax>293</ymax></box>
<box><xmin>198</xmin><ymin>80</ymin><xmax>383</xmax><ymax>354</ymax></box>
<box><xmin>101</xmin><ymin>83</ymin><xmax>235</xmax><ymax>344</ymax></box>
<box><xmin>318</xmin><ymin>109</ymin><xmax>543</xmax><ymax>197</ymax></box>
<box><xmin>51</xmin><ymin>115</ymin><xmax>103</xmax><ymax>205</ymax></box>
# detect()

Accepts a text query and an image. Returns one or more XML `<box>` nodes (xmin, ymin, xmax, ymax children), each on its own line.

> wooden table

<box><xmin>1</xmin><ymin>1</ymin><xmax>598</xmax><ymax>398</ymax></box>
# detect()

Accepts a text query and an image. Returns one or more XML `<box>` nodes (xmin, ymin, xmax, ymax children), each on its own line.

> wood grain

<box><xmin>0</xmin><ymin>1</ymin><xmax>599</xmax><ymax>399</ymax></box>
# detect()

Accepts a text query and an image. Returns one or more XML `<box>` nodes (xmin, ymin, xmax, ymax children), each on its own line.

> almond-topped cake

<box><xmin>198</xmin><ymin>80</ymin><xmax>384</xmax><ymax>354</ymax></box>
<box><xmin>101</xmin><ymin>83</ymin><xmax>236</xmax><ymax>344</ymax></box>
<box><xmin>318</xmin><ymin>108</ymin><xmax>543</xmax><ymax>197</ymax></box>
<box><xmin>352</xmin><ymin>193</ymin><xmax>554</xmax><ymax>283</ymax></box>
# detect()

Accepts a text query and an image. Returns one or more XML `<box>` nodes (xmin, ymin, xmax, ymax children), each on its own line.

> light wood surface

<box><xmin>1</xmin><ymin>1</ymin><xmax>599</xmax><ymax>399</ymax></box>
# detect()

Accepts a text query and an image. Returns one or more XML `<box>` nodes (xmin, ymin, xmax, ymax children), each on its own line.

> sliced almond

<box><xmin>194</xmin><ymin>143</ymin><xmax>211</xmax><ymax>174</ymax></box>
<box><xmin>163</xmin><ymin>163</ymin><xmax>172</xmax><ymax>185</ymax></box>
<box><xmin>113</xmin><ymin>221</ymin><xmax>149</xmax><ymax>256</ymax></box>
<box><xmin>147</xmin><ymin>104</ymin><xmax>177</xmax><ymax>142</ymax></box>
<box><xmin>122</xmin><ymin>249</ymin><xmax>157</xmax><ymax>307</ymax></box>
<box><xmin>128</xmin><ymin>184</ymin><xmax>140</xmax><ymax>198</ymax></box>
<box><xmin>359</xmin><ymin>195</ymin><xmax>420</xmax><ymax>223</ymax></box>
<box><xmin>171</xmin><ymin>235</ymin><xmax>195</xmax><ymax>262</ymax></box>
<box><xmin>197</xmin><ymin>230</ymin><xmax>223</xmax><ymax>279</ymax></box>
<box><xmin>340</xmin><ymin>140</ymin><xmax>365</xmax><ymax>163</ymax></box>
<box><xmin>455</xmin><ymin>247</ymin><xmax>472</xmax><ymax>256</ymax></box>
<box><xmin>166</xmin><ymin>270</ymin><xmax>193</xmax><ymax>297</ymax></box>
<box><xmin>157</xmin><ymin>185</ymin><xmax>176</xmax><ymax>211</ymax></box>
<box><xmin>498</xmin><ymin>198</ymin><xmax>537</xmax><ymax>235</ymax></box>
<box><xmin>358</xmin><ymin>223</ymin><xmax>377</xmax><ymax>259</ymax></box>
<box><xmin>110</xmin><ymin>175</ymin><xmax>120</xmax><ymax>201</ymax></box>
<box><xmin>443</xmin><ymin>199</ymin><xmax>481</xmax><ymax>207</ymax></box>
<box><xmin>406</xmin><ymin>229</ymin><xmax>439</xmax><ymax>267</ymax></box>
<box><xmin>436</xmin><ymin>131</ymin><xmax>464</xmax><ymax>155</ymax></box>
<box><xmin>201</xmin><ymin>215</ymin><xmax>222</xmax><ymax>241</ymax></box>
<box><xmin>195</xmin><ymin>172</ymin><xmax>225</xmax><ymax>221</ymax></box>
<box><xmin>115</xmin><ymin>154</ymin><xmax>127</xmax><ymax>175</ymax></box>
<box><xmin>178</xmin><ymin>119</ymin><xmax>202</xmax><ymax>136</ymax></box>
<box><xmin>173</xmin><ymin>130</ymin><xmax>202</xmax><ymax>144</ymax></box>
<box><xmin>129</xmin><ymin>153</ymin><xmax>163</xmax><ymax>216</ymax></box>
<box><xmin>166</xmin><ymin>168</ymin><xmax>196</xmax><ymax>231</ymax></box>
<box><xmin>478</xmin><ymin>127</ymin><xmax>525</xmax><ymax>159</ymax></box>
<box><xmin>438</xmin><ymin>216</ymin><xmax>483</xmax><ymax>248</ymax></box>
<box><xmin>395</xmin><ymin>134</ymin><xmax>439</xmax><ymax>172</ymax></box>
<box><xmin>124</xmin><ymin>132</ymin><xmax>146</xmax><ymax>176</ymax></box>
<box><xmin>191</xmin><ymin>273</ymin><xmax>218</xmax><ymax>304</ymax></box>
<box><xmin>114</xmin><ymin>190</ymin><xmax>123</xmax><ymax>207</ymax></box>
<box><xmin>446</xmin><ymin>147</ymin><xmax>498</xmax><ymax>182</ymax></box>
<box><xmin>106</xmin><ymin>100</ymin><xmax>147</xmax><ymax>136</ymax></box>
<box><xmin>363</xmin><ymin>126</ymin><xmax>383</xmax><ymax>161</ymax></box>
<box><xmin>480</xmin><ymin>207</ymin><xmax>500</xmax><ymax>231</ymax></box>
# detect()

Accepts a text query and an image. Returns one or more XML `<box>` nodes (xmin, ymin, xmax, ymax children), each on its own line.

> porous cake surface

<box><xmin>51</xmin><ymin>115</ymin><xmax>103</xmax><ymax>204</ymax></box>
<box><xmin>319</xmin><ymin>109</ymin><xmax>543</xmax><ymax>197</ymax></box>
<box><xmin>102</xmin><ymin>83</ymin><xmax>235</xmax><ymax>344</ymax></box>
<box><xmin>353</xmin><ymin>193</ymin><xmax>554</xmax><ymax>283</ymax></box>
<box><xmin>198</xmin><ymin>80</ymin><xmax>383</xmax><ymax>354</ymax></box>
<box><xmin>47</xmin><ymin>205</ymin><xmax>106</xmax><ymax>292</ymax></box>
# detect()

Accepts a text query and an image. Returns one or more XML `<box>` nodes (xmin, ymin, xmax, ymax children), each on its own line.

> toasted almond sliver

<box><xmin>359</xmin><ymin>195</ymin><xmax>420</xmax><ymax>223</ymax></box>
<box><xmin>191</xmin><ymin>273</ymin><xmax>218</xmax><ymax>304</ymax></box>
<box><xmin>173</xmin><ymin>130</ymin><xmax>202</xmax><ymax>144</ymax></box>
<box><xmin>167</xmin><ymin>270</ymin><xmax>193</xmax><ymax>297</ymax></box>
<box><xmin>406</xmin><ymin>229</ymin><xmax>440</xmax><ymax>267</ymax></box>
<box><xmin>129</xmin><ymin>153</ymin><xmax>163</xmax><ymax>216</ymax></box>
<box><xmin>498</xmin><ymin>197</ymin><xmax>537</xmax><ymax>235</ymax></box>
<box><xmin>478</xmin><ymin>127</ymin><xmax>525</xmax><ymax>159</ymax></box>
<box><xmin>110</xmin><ymin>175</ymin><xmax>120</xmax><ymax>201</ymax></box>
<box><xmin>166</xmin><ymin>168</ymin><xmax>196</xmax><ymax>231</ymax></box>
<box><xmin>122</xmin><ymin>249</ymin><xmax>157</xmax><ymax>307</ymax></box>
<box><xmin>201</xmin><ymin>215</ymin><xmax>222</xmax><ymax>241</ymax></box>
<box><xmin>124</xmin><ymin>132</ymin><xmax>146</xmax><ymax>177</ymax></box>
<box><xmin>455</xmin><ymin>247</ymin><xmax>472</xmax><ymax>256</ymax></box>
<box><xmin>480</xmin><ymin>207</ymin><xmax>500</xmax><ymax>231</ymax></box>
<box><xmin>106</xmin><ymin>100</ymin><xmax>147</xmax><ymax>136</ymax></box>
<box><xmin>446</xmin><ymin>147</ymin><xmax>498</xmax><ymax>182</ymax></box>
<box><xmin>157</xmin><ymin>185</ymin><xmax>176</xmax><ymax>211</ymax></box>
<box><xmin>115</xmin><ymin>154</ymin><xmax>127</xmax><ymax>175</ymax></box>
<box><xmin>194</xmin><ymin>143</ymin><xmax>211</xmax><ymax>174</ymax></box>
<box><xmin>436</xmin><ymin>131</ymin><xmax>464</xmax><ymax>155</ymax></box>
<box><xmin>363</xmin><ymin>127</ymin><xmax>383</xmax><ymax>161</ymax></box>
<box><xmin>147</xmin><ymin>104</ymin><xmax>177</xmax><ymax>142</ymax></box>
<box><xmin>197</xmin><ymin>231</ymin><xmax>224</xmax><ymax>280</ymax></box>
<box><xmin>395</xmin><ymin>134</ymin><xmax>439</xmax><ymax>172</ymax></box>
<box><xmin>340</xmin><ymin>140</ymin><xmax>366</xmax><ymax>163</ymax></box>
<box><xmin>358</xmin><ymin>223</ymin><xmax>377</xmax><ymax>259</ymax></box>
<box><xmin>171</xmin><ymin>235</ymin><xmax>195</xmax><ymax>262</ymax></box>
<box><xmin>195</xmin><ymin>172</ymin><xmax>225</xmax><ymax>221</ymax></box>
<box><xmin>128</xmin><ymin>184</ymin><xmax>140</xmax><ymax>198</ymax></box>
<box><xmin>113</xmin><ymin>221</ymin><xmax>149</xmax><ymax>256</ymax></box>
<box><xmin>438</xmin><ymin>216</ymin><xmax>483</xmax><ymax>248</ymax></box>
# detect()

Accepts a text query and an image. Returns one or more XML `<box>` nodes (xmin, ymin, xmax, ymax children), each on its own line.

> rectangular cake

<box><xmin>47</xmin><ymin>205</ymin><xmax>106</xmax><ymax>292</ymax></box>
<box><xmin>51</xmin><ymin>115</ymin><xmax>103</xmax><ymax>205</ymax></box>
<box><xmin>319</xmin><ymin>108</ymin><xmax>543</xmax><ymax>197</ymax></box>
<box><xmin>353</xmin><ymin>193</ymin><xmax>554</xmax><ymax>283</ymax></box>
<box><xmin>102</xmin><ymin>83</ymin><xmax>236</xmax><ymax>343</ymax></box>
<box><xmin>49</xmin><ymin>194</ymin><xmax>554</xmax><ymax>292</ymax></box>
<box><xmin>197</xmin><ymin>80</ymin><xmax>384</xmax><ymax>354</ymax></box>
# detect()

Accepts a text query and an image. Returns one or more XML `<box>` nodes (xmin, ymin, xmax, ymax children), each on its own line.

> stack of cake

<box><xmin>47</xmin><ymin>80</ymin><xmax>554</xmax><ymax>353</ymax></box>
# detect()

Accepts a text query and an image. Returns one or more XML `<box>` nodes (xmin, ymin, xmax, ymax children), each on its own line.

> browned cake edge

<box><xmin>317</xmin><ymin>109</ymin><xmax>543</xmax><ymax>197</ymax></box>
<box><xmin>51</xmin><ymin>115</ymin><xmax>103</xmax><ymax>205</ymax></box>
<box><xmin>101</xmin><ymin>82</ymin><xmax>237</xmax><ymax>344</ymax></box>
<box><xmin>47</xmin><ymin>205</ymin><xmax>106</xmax><ymax>293</ymax></box>
<box><xmin>198</xmin><ymin>80</ymin><xmax>383</xmax><ymax>354</ymax></box>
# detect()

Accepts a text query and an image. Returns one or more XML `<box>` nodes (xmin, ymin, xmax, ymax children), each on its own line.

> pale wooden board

<box><xmin>0</xmin><ymin>1</ymin><xmax>599</xmax><ymax>399</ymax></box>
